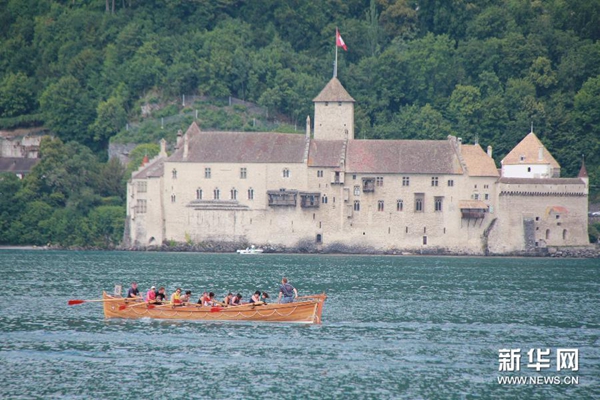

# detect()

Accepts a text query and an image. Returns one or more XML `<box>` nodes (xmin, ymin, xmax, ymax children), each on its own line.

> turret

<box><xmin>313</xmin><ymin>77</ymin><xmax>355</xmax><ymax>141</ymax></box>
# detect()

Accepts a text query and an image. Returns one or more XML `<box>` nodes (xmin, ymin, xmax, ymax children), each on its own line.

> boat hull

<box><xmin>102</xmin><ymin>292</ymin><xmax>326</xmax><ymax>324</ymax></box>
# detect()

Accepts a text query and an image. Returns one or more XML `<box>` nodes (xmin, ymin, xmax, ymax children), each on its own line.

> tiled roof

<box><xmin>313</xmin><ymin>77</ymin><xmax>355</xmax><ymax>102</ymax></box>
<box><xmin>345</xmin><ymin>140</ymin><xmax>463</xmax><ymax>174</ymax></box>
<box><xmin>461</xmin><ymin>144</ymin><xmax>499</xmax><ymax>177</ymax></box>
<box><xmin>498</xmin><ymin>177</ymin><xmax>584</xmax><ymax>185</ymax></box>
<box><xmin>546</xmin><ymin>206</ymin><xmax>568</xmax><ymax>214</ymax></box>
<box><xmin>501</xmin><ymin>132</ymin><xmax>560</xmax><ymax>168</ymax></box>
<box><xmin>0</xmin><ymin>157</ymin><xmax>39</xmax><ymax>173</ymax></box>
<box><xmin>132</xmin><ymin>158</ymin><xmax>164</xmax><ymax>179</ymax></box>
<box><xmin>169</xmin><ymin>128</ymin><xmax>307</xmax><ymax>163</ymax></box>
<box><xmin>308</xmin><ymin>140</ymin><xmax>345</xmax><ymax>167</ymax></box>
<box><xmin>459</xmin><ymin>200</ymin><xmax>489</xmax><ymax>209</ymax></box>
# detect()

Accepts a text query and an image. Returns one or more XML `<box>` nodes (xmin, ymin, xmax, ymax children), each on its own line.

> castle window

<box><xmin>402</xmin><ymin>176</ymin><xmax>410</xmax><ymax>186</ymax></box>
<box><xmin>484</xmin><ymin>184</ymin><xmax>489</xmax><ymax>189</ymax></box>
<box><xmin>172</xmin><ymin>169</ymin><xmax>177</xmax><ymax>179</ymax></box>
<box><xmin>354</xmin><ymin>200</ymin><xmax>360</xmax><ymax>211</ymax></box>
<box><xmin>214</xmin><ymin>188</ymin><xmax>220</xmax><ymax>200</ymax></box>
<box><xmin>434</xmin><ymin>196</ymin><xmax>443</xmax><ymax>212</ymax></box>
<box><xmin>353</xmin><ymin>174</ymin><xmax>357</xmax><ymax>180</ymax></box>
<box><xmin>484</xmin><ymin>194</ymin><xmax>489</xmax><ymax>200</ymax></box>
<box><xmin>137</xmin><ymin>181</ymin><xmax>147</xmax><ymax>193</ymax></box>
<box><xmin>527</xmin><ymin>167</ymin><xmax>531</xmax><ymax>172</ymax></box>
<box><xmin>423</xmin><ymin>236</ymin><xmax>428</xmax><ymax>245</ymax></box>
<box><xmin>376</xmin><ymin>177</ymin><xmax>384</xmax><ymax>187</ymax></box>
<box><xmin>205</xmin><ymin>168</ymin><xmax>211</xmax><ymax>179</ymax></box>
<box><xmin>378</xmin><ymin>200</ymin><xmax>384</xmax><ymax>212</ymax></box>
<box><xmin>322</xmin><ymin>194</ymin><xmax>328</xmax><ymax>204</ymax></box>
<box><xmin>520</xmin><ymin>155</ymin><xmax>525</xmax><ymax>162</ymax></box>
<box><xmin>283</xmin><ymin>168</ymin><xmax>290</xmax><ymax>178</ymax></box>
<box><xmin>338</xmin><ymin>102</ymin><xmax>342</xmax><ymax>106</ymax></box>
<box><xmin>473</xmin><ymin>193</ymin><xmax>479</xmax><ymax>200</ymax></box>
<box><xmin>240</xmin><ymin>168</ymin><xmax>247</xmax><ymax>179</ymax></box>
<box><xmin>325</xmin><ymin>102</ymin><xmax>329</xmax><ymax>106</ymax></box>
<box><xmin>546</xmin><ymin>229</ymin><xmax>550</xmax><ymax>240</ymax></box>
<box><xmin>397</xmin><ymin>199</ymin><xmax>403</xmax><ymax>211</ymax></box>
<box><xmin>563</xmin><ymin>229</ymin><xmax>567</xmax><ymax>240</ymax></box>
<box><xmin>300</xmin><ymin>192</ymin><xmax>320</xmax><ymax>208</ymax></box>
<box><xmin>230</xmin><ymin>188</ymin><xmax>237</xmax><ymax>200</ymax></box>
<box><xmin>196</xmin><ymin>189</ymin><xmax>202</xmax><ymax>200</ymax></box>
<box><xmin>267</xmin><ymin>190</ymin><xmax>297</xmax><ymax>207</ymax></box>
<box><xmin>171</xmin><ymin>194</ymin><xmax>176</xmax><ymax>203</ymax></box>
<box><xmin>362</xmin><ymin>177</ymin><xmax>375</xmax><ymax>192</ymax></box>
<box><xmin>447</xmin><ymin>180</ymin><xmax>454</xmax><ymax>187</ymax></box>
<box><xmin>317</xmin><ymin>170</ymin><xmax>323</xmax><ymax>178</ymax></box>
<box><xmin>248</xmin><ymin>188</ymin><xmax>254</xmax><ymax>200</ymax></box>
<box><xmin>354</xmin><ymin>186</ymin><xmax>360</xmax><ymax>196</ymax></box>
<box><xmin>431</xmin><ymin>177</ymin><xmax>438</xmax><ymax>187</ymax></box>
<box><xmin>136</xmin><ymin>199</ymin><xmax>147</xmax><ymax>214</ymax></box>
<box><xmin>415</xmin><ymin>193</ymin><xmax>424</xmax><ymax>212</ymax></box>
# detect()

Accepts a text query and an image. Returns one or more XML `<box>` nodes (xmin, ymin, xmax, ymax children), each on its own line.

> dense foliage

<box><xmin>1</xmin><ymin>0</ymin><xmax>600</xmax><ymax>246</ymax></box>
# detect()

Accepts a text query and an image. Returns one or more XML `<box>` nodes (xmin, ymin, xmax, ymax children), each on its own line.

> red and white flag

<box><xmin>336</xmin><ymin>28</ymin><xmax>347</xmax><ymax>51</ymax></box>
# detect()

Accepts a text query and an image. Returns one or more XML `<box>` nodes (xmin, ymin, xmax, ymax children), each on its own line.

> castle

<box><xmin>124</xmin><ymin>78</ymin><xmax>590</xmax><ymax>254</ymax></box>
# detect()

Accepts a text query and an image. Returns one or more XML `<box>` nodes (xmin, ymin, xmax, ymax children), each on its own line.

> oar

<box><xmin>119</xmin><ymin>302</ymin><xmax>157</xmax><ymax>311</ymax></box>
<box><xmin>68</xmin><ymin>298</ymin><xmax>134</xmax><ymax>305</ymax></box>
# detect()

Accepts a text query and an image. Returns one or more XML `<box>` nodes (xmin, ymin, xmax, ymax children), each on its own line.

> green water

<box><xmin>0</xmin><ymin>250</ymin><xmax>598</xmax><ymax>399</ymax></box>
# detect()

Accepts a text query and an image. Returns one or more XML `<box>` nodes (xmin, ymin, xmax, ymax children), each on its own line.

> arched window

<box><xmin>353</xmin><ymin>200</ymin><xmax>360</xmax><ymax>211</ymax></box>
<box><xmin>196</xmin><ymin>189</ymin><xmax>202</xmax><ymax>200</ymax></box>
<box><xmin>283</xmin><ymin>168</ymin><xmax>290</xmax><ymax>178</ymax></box>
<box><xmin>322</xmin><ymin>195</ymin><xmax>328</xmax><ymax>204</ymax></box>
<box><xmin>214</xmin><ymin>188</ymin><xmax>220</xmax><ymax>200</ymax></box>
<box><xmin>172</xmin><ymin>169</ymin><xmax>177</xmax><ymax>179</ymax></box>
<box><xmin>248</xmin><ymin>188</ymin><xmax>254</xmax><ymax>200</ymax></box>
<box><xmin>545</xmin><ymin>229</ymin><xmax>550</xmax><ymax>240</ymax></box>
<box><xmin>562</xmin><ymin>229</ymin><xmax>567</xmax><ymax>240</ymax></box>
<box><xmin>231</xmin><ymin>188</ymin><xmax>237</xmax><ymax>200</ymax></box>
<box><xmin>171</xmin><ymin>194</ymin><xmax>176</xmax><ymax>203</ymax></box>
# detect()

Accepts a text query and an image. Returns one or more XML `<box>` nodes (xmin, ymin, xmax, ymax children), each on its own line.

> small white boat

<box><xmin>236</xmin><ymin>245</ymin><xmax>264</xmax><ymax>254</ymax></box>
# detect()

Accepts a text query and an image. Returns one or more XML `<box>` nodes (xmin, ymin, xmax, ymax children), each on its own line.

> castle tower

<box><xmin>313</xmin><ymin>77</ymin><xmax>355</xmax><ymax>140</ymax></box>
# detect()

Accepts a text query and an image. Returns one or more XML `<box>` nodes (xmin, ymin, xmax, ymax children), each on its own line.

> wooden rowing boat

<box><xmin>102</xmin><ymin>292</ymin><xmax>327</xmax><ymax>324</ymax></box>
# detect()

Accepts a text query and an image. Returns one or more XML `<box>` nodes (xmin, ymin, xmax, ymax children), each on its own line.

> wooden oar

<box><xmin>119</xmin><ymin>302</ymin><xmax>156</xmax><ymax>311</ymax></box>
<box><xmin>68</xmin><ymin>297</ymin><xmax>135</xmax><ymax>305</ymax></box>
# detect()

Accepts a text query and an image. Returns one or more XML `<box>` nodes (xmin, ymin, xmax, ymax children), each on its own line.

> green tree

<box><xmin>88</xmin><ymin>205</ymin><xmax>125</xmax><ymax>248</ymax></box>
<box><xmin>38</xmin><ymin>76</ymin><xmax>96</xmax><ymax>145</ymax></box>
<box><xmin>0</xmin><ymin>72</ymin><xmax>36</xmax><ymax>117</ymax></box>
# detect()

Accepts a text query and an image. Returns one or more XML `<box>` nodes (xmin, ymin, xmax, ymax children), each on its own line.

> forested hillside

<box><xmin>1</xmin><ymin>0</ymin><xmax>600</xmax><ymax>247</ymax></box>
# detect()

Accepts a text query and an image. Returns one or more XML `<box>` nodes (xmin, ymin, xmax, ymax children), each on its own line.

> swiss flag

<box><xmin>336</xmin><ymin>28</ymin><xmax>347</xmax><ymax>51</ymax></box>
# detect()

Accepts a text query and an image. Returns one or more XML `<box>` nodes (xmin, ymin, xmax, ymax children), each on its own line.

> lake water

<box><xmin>0</xmin><ymin>250</ymin><xmax>598</xmax><ymax>399</ymax></box>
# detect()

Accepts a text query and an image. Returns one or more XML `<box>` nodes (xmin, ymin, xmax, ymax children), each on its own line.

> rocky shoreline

<box><xmin>119</xmin><ymin>240</ymin><xmax>600</xmax><ymax>258</ymax></box>
<box><xmin>4</xmin><ymin>242</ymin><xmax>599</xmax><ymax>258</ymax></box>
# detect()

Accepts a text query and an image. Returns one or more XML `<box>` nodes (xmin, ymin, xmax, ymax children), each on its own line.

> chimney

<box><xmin>159</xmin><ymin>138</ymin><xmax>167</xmax><ymax>157</ymax></box>
<box><xmin>141</xmin><ymin>154</ymin><xmax>149</xmax><ymax>166</ymax></box>
<box><xmin>183</xmin><ymin>133</ymin><xmax>189</xmax><ymax>159</ymax></box>
<box><xmin>538</xmin><ymin>146</ymin><xmax>543</xmax><ymax>161</ymax></box>
<box><xmin>487</xmin><ymin>145</ymin><xmax>493</xmax><ymax>158</ymax></box>
<box><xmin>176</xmin><ymin>129</ymin><xmax>183</xmax><ymax>149</ymax></box>
<box><xmin>305</xmin><ymin>115</ymin><xmax>311</xmax><ymax>139</ymax></box>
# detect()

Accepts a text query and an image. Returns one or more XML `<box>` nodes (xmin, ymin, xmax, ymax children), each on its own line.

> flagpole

<box><xmin>334</xmin><ymin>39</ymin><xmax>338</xmax><ymax>78</ymax></box>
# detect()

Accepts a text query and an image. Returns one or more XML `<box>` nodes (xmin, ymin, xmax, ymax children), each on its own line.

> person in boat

<box><xmin>223</xmin><ymin>292</ymin><xmax>234</xmax><ymax>306</ymax></box>
<box><xmin>126</xmin><ymin>282</ymin><xmax>140</xmax><ymax>299</ymax></box>
<box><xmin>230</xmin><ymin>293</ymin><xmax>242</xmax><ymax>306</ymax></box>
<box><xmin>278</xmin><ymin>277</ymin><xmax>298</xmax><ymax>304</ymax></box>
<box><xmin>197</xmin><ymin>292</ymin><xmax>210</xmax><ymax>306</ymax></box>
<box><xmin>155</xmin><ymin>287</ymin><xmax>167</xmax><ymax>304</ymax></box>
<box><xmin>180</xmin><ymin>290</ymin><xmax>192</xmax><ymax>304</ymax></box>
<box><xmin>146</xmin><ymin>285</ymin><xmax>157</xmax><ymax>303</ymax></box>
<box><xmin>205</xmin><ymin>292</ymin><xmax>220</xmax><ymax>306</ymax></box>
<box><xmin>261</xmin><ymin>292</ymin><xmax>269</xmax><ymax>304</ymax></box>
<box><xmin>249</xmin><ymin>290</ymin><xmax>261</xmax><ymax>304</ymax></box>
<box><xmin>170</xmin><ymin>288</ymin><xmax>183</xmax><ymax>305</ymax></box>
